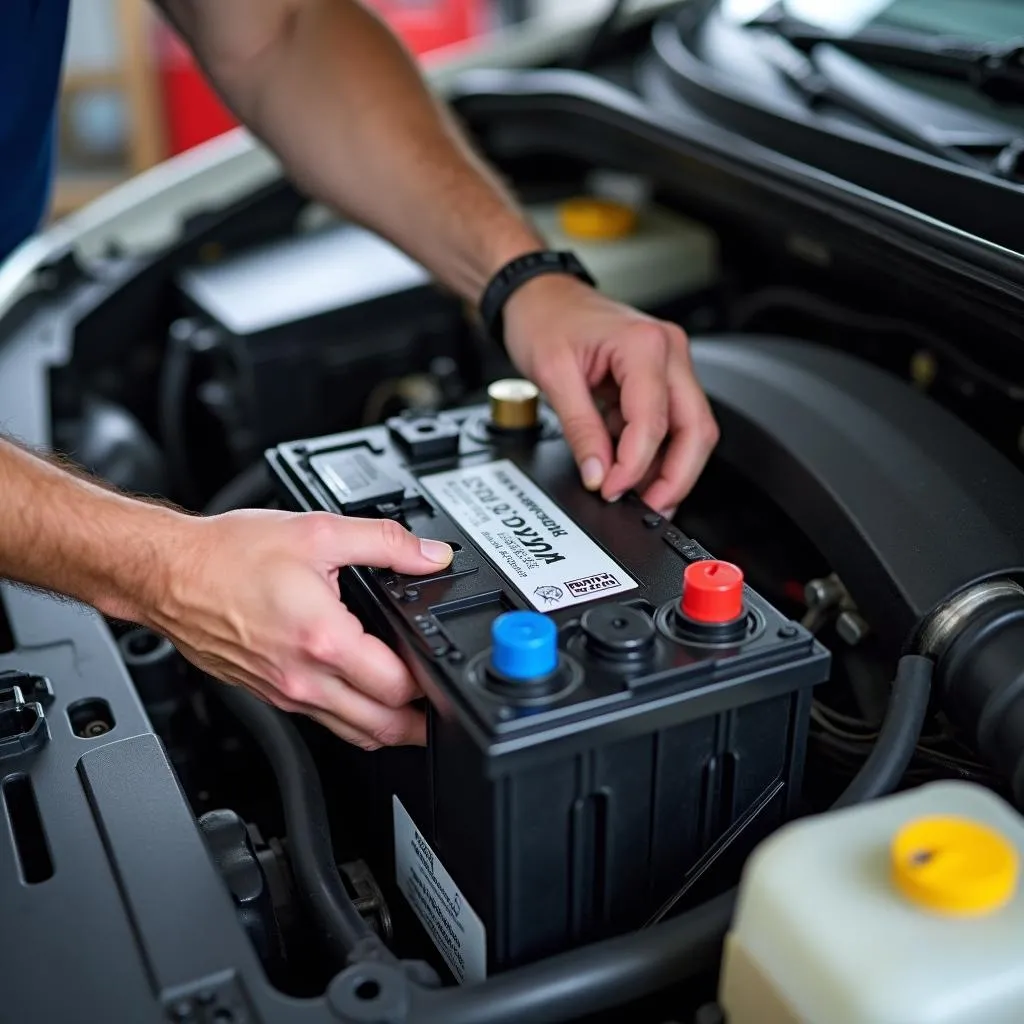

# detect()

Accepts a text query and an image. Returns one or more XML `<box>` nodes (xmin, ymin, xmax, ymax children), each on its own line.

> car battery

<box><xmin>266</xmin><ymin>381</ymin><xmax>830</xmax><ymax>982</ymax></box>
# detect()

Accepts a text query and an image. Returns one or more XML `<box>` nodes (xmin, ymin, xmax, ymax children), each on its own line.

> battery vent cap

<box><xmin>681</xmin><ymin>560</ymin><xmax>745</xmax><ymax>623</ymax></box>
<box><xmin>491</xmin><ymin>611</ymin><xmax>558</xmax><ymax>680</ymax></box>
<box><xmin>488</xmin><ymin>379</ymin><xmax>540</xmax><ymax>430</ymax></box>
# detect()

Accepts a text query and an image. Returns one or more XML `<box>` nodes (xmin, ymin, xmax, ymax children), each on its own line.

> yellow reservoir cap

<box><xmin>892</xmin><ymin>815</ymin><xmax>1019</xmax><ymax>916</ymax></box>
<box><xmin>558</xmin><ymin>198</ymin><xmax>637</xmax><ymax>241</ymax></box>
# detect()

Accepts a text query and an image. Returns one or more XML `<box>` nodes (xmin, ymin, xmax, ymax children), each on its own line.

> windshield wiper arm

<box><xmin>748</xmin><ymin>4</ymin><xmax>1024</xmax><ymax>104</ymax></box>
<box><xmin>749</xmin><ymin>31</ymin><xmax>991</xmax><ymax>172</ymax></box>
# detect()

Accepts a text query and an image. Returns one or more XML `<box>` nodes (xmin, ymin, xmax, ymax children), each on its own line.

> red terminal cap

<box><xmin>681</xmin><ymin>560</ymin><xmax>745</xmax><ymax>623</ymax></box>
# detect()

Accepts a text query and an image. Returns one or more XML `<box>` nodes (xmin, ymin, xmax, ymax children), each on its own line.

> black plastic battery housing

<box><xmin>267</xmin><ymin>402</ymin><xmax>830</xmax><ymax>979</ymax></box>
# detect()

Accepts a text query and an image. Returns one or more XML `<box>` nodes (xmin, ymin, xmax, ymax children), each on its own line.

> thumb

<box><xmin>538</xmin><ymin>361</ymin><xmax>613</xmax><ymax>493</ymax></box>
<box><xmin>326</xmin><ymin>516</ymin><xmax>454</xmax><ymax>574</ymax></box>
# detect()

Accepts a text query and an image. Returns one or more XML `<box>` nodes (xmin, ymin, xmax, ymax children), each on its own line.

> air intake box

<box><xmin>266</xmin><ymin>386</ymin><xmax>829</xmax><ymax>982</ymax></box>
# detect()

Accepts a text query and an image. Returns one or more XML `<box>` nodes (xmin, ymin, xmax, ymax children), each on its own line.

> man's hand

<box><xmin>503</xmin><ymin>275</ymin><xmax>719</xmax><ymax>517</ymax></box>
<box><xmin>150</xmin><ymin>510</ymin><xmax>453</xmax><ymax>750</ymax></box>
<box><xmin>0</xmin><ymin>437</ymin><xmax>452</xmax><ymax>750</ymax></box>
<box><xmin>159</xmin><ymin>0</ymin><xmax>720</xmax><ymax>508</ymax></box>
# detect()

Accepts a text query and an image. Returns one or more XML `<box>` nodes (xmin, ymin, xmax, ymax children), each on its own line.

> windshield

<box><xmin>722</xmin><ymin>0</ymin><xmax>1024</xmax><ymax>41</ymax></box>
<box><xmin>722</xmin><ymin>0</ymin><xmax>1024</xmax><ymax>129</ymax></box>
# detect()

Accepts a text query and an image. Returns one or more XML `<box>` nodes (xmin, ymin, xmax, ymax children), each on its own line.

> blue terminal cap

<box><xmin>490</xmin><ymin>611</ymin><xmax>558</xmax><ymax>681</ymax></box>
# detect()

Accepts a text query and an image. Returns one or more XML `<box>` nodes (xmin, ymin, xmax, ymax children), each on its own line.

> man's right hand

<box><xmin>148</xmin><ymin>510</ymin><xmax>453</xmax><ymax>750</ymax></box>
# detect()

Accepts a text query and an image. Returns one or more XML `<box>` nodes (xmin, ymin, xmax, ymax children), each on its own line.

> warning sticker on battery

<box><xmin>393</xmin><ymin>796</ymin><xmax>486</xmax><ymax>984</ymax></box>
<box><xmin>419</xmin><ymin>459</ymin><xmax>637</xmax><ymax>611</ymax></box>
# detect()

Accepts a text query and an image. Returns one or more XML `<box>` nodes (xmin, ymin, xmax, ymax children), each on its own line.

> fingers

<box><xmin>534</xmin><ymin>353</ymin><xmax>614</xmax><ymax>493</ymax></box>
<box><xmin>641</xmin><ymin>352</ymin><xmax>720</xmax><ymax>516</ymax></box>
<box><xmin>308</xmin><ymin>514</ymin><xmax>453</xmax><ymax>574</ymax></box>
<box><xmin>265</xmin><ymin>634</ymin><xmax>427</xmax><ymax>749</ymax></box>
<box><xmin>276</xmin><ymin>598</ymin><xmax>426</xmax><ymax>747</ymax></box>
<box><xmin>302</xmin><ymin>673</ymin><xmax>428</xmax><ymax>749</ymax></box>
<box><xmin>304</xmin><ymin>708</ymin><xmax>388</xmax><ymax>752</ymax></box>
<box><xmin>170</xmin><ymin>508</ymin><xmax>434</xmax><ymax>753</ymax></box>
<box><xmin>304</xmin><ymin>607</ymin><xmax>423</xmax><ymax>709</ymax></box>
<box><xmin>255</xmin><ymin>678</ymin><xmax>425</xmax><ymax>752</ymax></box>
<box><xmin>601</xmin><ymin>325</ymin><xmax>671</xmax><ymax>501</ymax></box>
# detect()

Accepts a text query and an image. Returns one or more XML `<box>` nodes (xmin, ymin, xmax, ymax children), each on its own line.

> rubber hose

<box><xmin>203</xmin><ymin>460</ymin><xmax>274</xmax><ymax>515</ymax></box>
<box><xmin>411</xmin><ymin>890</ymin><xmax>735</xmax><ymax>1024</ymax></box>
<box><xmin>404</xmin><ymin>655</ymin><xmax>933</xmax><ymax>1024</ymax></box>
<box><xmin>215</xmin><ymin>684</ymin><xmax>385</xmax><ymax>967</ymax></box>
<box><xmin>833</xmin><ymin>654</ymin><xmax>933</xmax><ymax>809</ymax></box>
<box><xmin>158</xmin><ymin>332</ymin><xmax>199</xmax><ymax>509</ymax></box>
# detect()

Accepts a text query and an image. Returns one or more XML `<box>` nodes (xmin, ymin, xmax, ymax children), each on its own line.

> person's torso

<box><xmin>0</xmin><ymin>0</ymin><xmax>71</xmax><ymax>263</ymax></box>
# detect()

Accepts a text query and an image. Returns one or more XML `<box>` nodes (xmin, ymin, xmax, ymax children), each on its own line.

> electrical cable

<box><xmin>214</xmin><ymin>684</ymin><xmax>390</xmax><ymax>968</ymax></box>
<box><xmin>811</xmin><ymin>687</ymin><xmax>993</xmax><ymax>782</ymax></box>
<box><xmin>832</xmin><ymin>655</ymin><xmax>933</xmax><ymax>808</ymax></box>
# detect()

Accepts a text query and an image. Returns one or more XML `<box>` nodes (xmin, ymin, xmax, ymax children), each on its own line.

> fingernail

<box><xmin>581</xmin><ymin>457</ymin><xmax>604</xmax><ymax>491</ymax></box>
<box><xmin>606</xmin><ymin>492</ymin><xmax>623</xmax><ymax>504</ymax></box>
<box><xmin>661</xmin><ymin>506</ymin><xmax>678</xmax><ymax>520</ymax></box>
<box><xmin>420</xmin><ymin>539</ymin><xmax>453</xmax><ymax>564</ymax></box>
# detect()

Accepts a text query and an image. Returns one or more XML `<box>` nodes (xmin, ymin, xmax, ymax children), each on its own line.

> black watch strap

<box><xmin>479</xmin><ymin>250</ymin><xmax>596</xmax><ymax>345</ymax></box>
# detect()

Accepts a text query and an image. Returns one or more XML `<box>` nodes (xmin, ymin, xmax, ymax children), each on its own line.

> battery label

<box><xmin>393</xmin><ymin>796</ymin><xmax>486</xmax><ymax>984</ymax></box>
<box><xmin>419</xmin><ymin>459</ymin><xmax>637</xmax><ymax>611</ymax></box>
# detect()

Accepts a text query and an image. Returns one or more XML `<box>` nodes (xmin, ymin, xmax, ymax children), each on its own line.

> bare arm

<box><xmin>157</xmin><ymin>0</ymin><xmax>543</xmax><ymax>303</ymax></box>
<box><xmin>0</xmin><ymin>437</ymin><xmax>177</xmax><ymax>623</ymax></box>
<box><xmin>0</xmin><ymin>437</ymin><xmax>452</xmax><ymax>749</ymax></box>
<box><xmin>156</xmin><ymin>0</ymin><xmax>719</xmax><ymax>513</ymax></box>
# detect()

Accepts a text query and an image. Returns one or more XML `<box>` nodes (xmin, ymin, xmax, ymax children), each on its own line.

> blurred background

<box><xmin>54</xmin><ymin>0</ymin><xmax>607</xmax><ymax>220</ymax></box>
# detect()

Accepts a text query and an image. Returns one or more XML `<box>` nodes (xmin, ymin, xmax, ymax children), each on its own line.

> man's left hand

<box><xmin>503</xmin><ymin>275</ymin><xmax>719</xmax><ymax>517</ymax></box>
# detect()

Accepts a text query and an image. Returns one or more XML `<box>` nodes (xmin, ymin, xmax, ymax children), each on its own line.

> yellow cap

<box><xmin>558</xmin><ymin>198</ymin><xmax>637</xmax><ymax>242</ymax></box>
<box><xmin>891</xmin><ymin>815</ymin><xmax>1019</xmax><ymax>916</ymax></box>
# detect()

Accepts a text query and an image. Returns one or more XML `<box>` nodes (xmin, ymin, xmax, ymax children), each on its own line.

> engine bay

<box><xmin>3</xmin><ymin>15</ymin><xmax>1024</xmax><ymax>1021</ymax></box>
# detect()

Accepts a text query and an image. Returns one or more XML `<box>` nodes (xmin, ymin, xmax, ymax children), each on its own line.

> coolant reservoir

<box><xmin>720</xmin><ymin>781</ymin><xmax>1024</xmax><ymax>1024</ymax></box>
<box><xmin>528</xmin><ymin>195</ymin><xmax>718</xmax><ymax>310</ymax></box>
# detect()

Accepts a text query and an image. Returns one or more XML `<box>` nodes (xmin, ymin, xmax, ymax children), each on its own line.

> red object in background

<box><xmin>155</xmin><ymin>26</ymin><xmax>237</xmax><ymax>157</ymax></box>
<box><xmin>155</xmin><ymin>1</ymin><xmax>488</xmax><ymax>156</ymax></box>
<box><xmin>372</xmin><ymin>0</ymin><xmax>486</xmax><ymax>54</ymax></box>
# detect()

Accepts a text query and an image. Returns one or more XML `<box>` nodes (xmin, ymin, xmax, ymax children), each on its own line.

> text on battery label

<box><xmin>393</xmin><ymin>796</ymin><xmax>487</xmax><ymax>985</ymax></box>
<box><xmin>419</xmin><ymin>460</ymin><xmax>638</xmax><ymax>611</ymax></box>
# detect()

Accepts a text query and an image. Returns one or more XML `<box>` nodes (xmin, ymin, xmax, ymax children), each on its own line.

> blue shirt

<box><xmin>0</xmin><ymin>1</ymin><xmax>71</xmax><ymax>263</ymax></box>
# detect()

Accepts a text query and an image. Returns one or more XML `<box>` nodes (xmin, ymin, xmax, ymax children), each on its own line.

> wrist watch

<box><xmin>479</xmin><ymin>250</ymin><xmax>596</xmax><ymax>346</ymax></box>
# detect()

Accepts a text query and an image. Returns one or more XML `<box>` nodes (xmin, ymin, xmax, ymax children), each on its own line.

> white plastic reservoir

<box><xmin>528</xmin><ymin>194</ymin><xmax>718</xmax><ymax>310</ymax></box>
<box><xmin>720</xmin><ymin>780</ymin><xmax>1024</xmax><ymax>1024</ymax></box>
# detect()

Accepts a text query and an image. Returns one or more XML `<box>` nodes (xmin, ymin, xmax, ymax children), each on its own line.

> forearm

<box><xmin>0</xmin><ymin>438</ymin><xmax>180</xmax><ymax>624</ymax></box>
<box><xmin>163</xmin><ymin>0</ymin><xmax>543</xmax><ymax>303</ymax></box>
